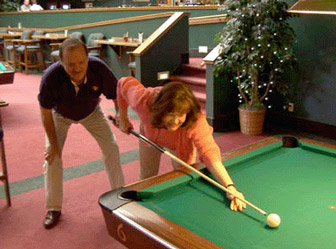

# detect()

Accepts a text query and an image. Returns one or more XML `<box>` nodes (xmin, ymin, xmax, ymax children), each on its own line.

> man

<box><xmin>20</xmin><ymin>0</ymin><xmax>30</xmax><ymax>11</ymax></box>
<box><xmin>38</xmin><ymin>38</ymin><xmax>125</xmax><ymax>229</ymax></box>
<box><xmin>30</xmin><ymin>0</ymin><xmax>43</xmax><ymax>11</ymax></box>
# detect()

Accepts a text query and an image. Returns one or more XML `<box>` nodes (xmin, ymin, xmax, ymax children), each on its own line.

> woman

<box><xmin>116</xmin><ymin>76</ymin><xmax>246</xmax><ymax>211</ymax></box>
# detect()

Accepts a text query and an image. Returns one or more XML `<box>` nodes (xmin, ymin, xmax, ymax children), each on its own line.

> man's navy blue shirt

<box><xmin>38</xmin><ymin>56</ymin><xmax>117</xmax><ymax>121</ymax></box>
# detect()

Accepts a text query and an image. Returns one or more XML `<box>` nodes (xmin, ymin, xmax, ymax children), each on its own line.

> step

<box><xmin>194</xmin><ymin>90</ymin><xmax>206</xmax><ymax>113</ymax></box>
<box><xmin>170</xmin><ymin>74</ymin><xmax>206</xmax><ymax>86</ymax></box>
<box><xmin>181</xmin><ymin>63</ymin><xmax>206</xmax><ymax>74</ymax></box>
<box><xmin>187</xmin><ymin>57</ymin><xmax>205</xmax><ymax>69</ymax></box>
<box><xmin>179</xmin><ymin>69</ymin><xmax>205</xmax><ymax>78</ymax></box>
<box><xmin>180</xmin><ymin>58</ymin><xmax>206</xmax><ymax>76</ymax></box>
<box><xmin>193</xmin><ymin>90</ymin><xmax>206</xmax><ymax>103</ymax></box>
<box><xmin>171</xmin><ymin>74</ymin><xmax>205</xmax><ymax>91</ymax></box>
<box><xmin>170</xmin><ymin>57</ymin><xmax>207</xmax><ymax>112</ymax></box>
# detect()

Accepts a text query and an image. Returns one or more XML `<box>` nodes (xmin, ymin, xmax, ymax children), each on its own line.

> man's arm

<box><xmin>112</xmin><ymin>98</ymin><xmax>118</xmax><ymax>114</ymax></box>
<box><xmin>40</xmin><ymin>106</ymin><xmax>61</xmax><ymax>162</ymax></box>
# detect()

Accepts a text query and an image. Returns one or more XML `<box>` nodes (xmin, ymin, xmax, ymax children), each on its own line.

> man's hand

<box><xmin>45</xmin><ymin>143</ymin><xmax>62</xmax><ymax>163</ymax></box>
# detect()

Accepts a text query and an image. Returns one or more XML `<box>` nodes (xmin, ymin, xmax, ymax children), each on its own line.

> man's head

<box><xmin>24</xmin><ymin>0</ymin><xmax>30</xmax><ymax>5</ymax></box>
<box><xmin>60</xmin><ymin>38</ymin><xmax>89</xmax><ymax>84</ymax></box>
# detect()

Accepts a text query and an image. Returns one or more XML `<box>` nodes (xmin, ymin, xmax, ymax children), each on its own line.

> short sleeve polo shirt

<box><xmin>38</xmin><ymin>56</ymin><xmax>117</xmax><ymax>121</ymax></box>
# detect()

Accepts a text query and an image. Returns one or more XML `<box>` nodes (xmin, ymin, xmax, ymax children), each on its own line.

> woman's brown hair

<box><xmin>149</xmin><ymin>82</ymin><xmax>201</xmax><ymax>129</ymax></box>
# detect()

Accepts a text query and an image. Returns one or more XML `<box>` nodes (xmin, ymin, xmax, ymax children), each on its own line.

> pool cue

<box><xmin>108</xmin><ymin>115</ymin><xmax>267</xmax><ymax>216</ymax></box>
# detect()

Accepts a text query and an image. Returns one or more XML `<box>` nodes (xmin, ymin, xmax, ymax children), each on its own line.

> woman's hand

<box><xmin>226</xmin><ymin>186</ymin><xmax>247</xmax><ymax>211</ymax></box>
<box><xmin>115</xmin><ymin>113</ymin><xmax>134</xmax><ymax>134</ymax></box>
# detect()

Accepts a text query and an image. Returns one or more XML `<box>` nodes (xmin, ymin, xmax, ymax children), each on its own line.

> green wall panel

<box><xmin>189</xmin><ymin>22</ymin><xmax>222</xmax><ymax>48</ymax></box>
<box><xmin>288</xmin><ymin>14</ymin><xmax>336</xmax><ymax>126</ymax></box>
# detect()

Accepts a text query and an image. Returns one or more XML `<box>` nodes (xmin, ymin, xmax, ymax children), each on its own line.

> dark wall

<box><xmin>36</xmin><ymin>0</ymin><xmax>158</xmax><ymax>9</ymax></box>
<box><xmin>285</xmin><ymin>0</ymin><xmax>336</xmax><ymax>127</ymax></box>
<box><xmin>138</xmin><ymin>15</ymin><xmax>189</xmax><ymax>85</ymax></box>
<box><xmin>94</xmin><ymin>0</ymin><xmax>157</xmax><ymax>7</ymax></box>
<box><xmin>37</xmin><ymin>0</ymin><xmax>84</xmax><ymax>9</ymax></box>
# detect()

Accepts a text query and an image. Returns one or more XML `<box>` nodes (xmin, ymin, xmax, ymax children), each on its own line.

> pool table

<box><xmin>0</xmin><ymin>61</ymin><xmax>14</xmax><ymax>85</ymax></box>
<box><xmin>99</xmin><ymin>136</ymin><xmax>336</xmax><ymax>249</ymax></box>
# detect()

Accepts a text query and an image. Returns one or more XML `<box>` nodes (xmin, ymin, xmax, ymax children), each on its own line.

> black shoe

<box><xmin>43</xmin><ymin>210</ymin><xmax>62</xmax><ymax>229</ymax></box>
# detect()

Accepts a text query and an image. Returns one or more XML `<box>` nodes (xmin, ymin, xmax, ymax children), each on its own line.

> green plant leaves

<box><xmin>0</xmin><ymin>0</ymin><xmax>20</xmax><ymax>12</ymax></box>
<box><xmin>215</xmin><ymin>0</ymin><xmax>298</xmax><ymax>107</ymax></box>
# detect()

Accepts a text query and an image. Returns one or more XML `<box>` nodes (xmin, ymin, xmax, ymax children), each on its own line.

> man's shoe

<box><xmin>43</xmin><ymin>210</ymin><xmax>61</xmax><ymax>229</ymax></box>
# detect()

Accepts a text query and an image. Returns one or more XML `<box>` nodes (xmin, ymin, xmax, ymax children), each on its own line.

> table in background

<box><xmin>0</xmin><ymin>32</ymin><xmax>22</xmax><ymax>39</ymax></box>
<box><xmin>32</xmin><ymin>33</ymin><xmax>68</xmax><ymax>63</ymax></box>
<box><xmin>94</xmin><ymin>37</ymin><xmax>143</xmax><ymax>59</ymax></box>
<box><xmin>32</xmin><ymin>33</ymin><xmax>68</xmax><ymax>42</ymax></box>
<box><xmin>99</xmin><ymin>136</ymin><xmax>336</xmax><ymax>249</ymax></box>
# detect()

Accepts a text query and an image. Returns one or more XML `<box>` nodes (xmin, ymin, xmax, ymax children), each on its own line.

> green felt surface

<box><xmin>139</xmin><ymin>141</ymin><xmax>336</xmax><ymax>249</ymax></box>
<box><xmin>0</xmin><ymin>62</ymin><xmax>6</xmax><ymax>71</ymax></box>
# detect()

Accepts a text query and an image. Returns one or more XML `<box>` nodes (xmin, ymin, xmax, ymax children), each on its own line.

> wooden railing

<box><xmin>1</xmin><ymin>11</ymin><xmax>227</xmax><ymax>33</ymax></box>
<box><xmin>132</xmin><ymin>12</ymin><xmax>189</xmax><ymax>57</ymax></box>
<box><xmin>1</xmin><ymin>12</ymin><xmax>174</xmax><ymax>33</ymax></box>
<box><xmin>203</xmin><ymin>44</ymin><xmax>220</xmax><ymax>65</ymax></box>
<box><xmin>189</xmin><ymin>14</ymin><xmax>227</xmax><ymax>25</ymax></box>
<box><xmin>0</xmin><ymin>5</ymin><xmax>220</xmax><ymax>15</ymax></box>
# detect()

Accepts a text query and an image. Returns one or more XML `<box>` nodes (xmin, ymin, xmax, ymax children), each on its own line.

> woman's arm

<box><xmin>189</xmin><ymin>116</ymin><xmax>246</xmax><ymax>211</ymax></box>
<box><xmin>116</xmin><ymin>76</ymin><xmax>149</xmax><ymax>134</ymax></box>
<box><xmin>208</xmin><ymin>161</ymin><xmax>246</xmax><ymax>211</ymax></box>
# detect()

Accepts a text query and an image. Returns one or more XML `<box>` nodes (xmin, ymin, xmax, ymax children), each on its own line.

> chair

<box><xmin>0</xmin><ymin>101</ymin><xmax>11</xmax><ymax>206</ymax></box>
<box><xmin>127</xmin><ymin>43</ymin><xmax>140</xmax><ymax>77</ymax></box>
<box><xmin>86</xmin><ymin>33</ymin><xmax>104</xmax><ymax>58</ymax></box>
<box><xmin>16</xmin><ymin>30</ymin><xmax>46</xmax><ymax>74</ymax></box>
<box><xmin>128</xmin><ymin>56</ymin><xmax>136</xmax><ymax>76</ymax></box>
<box><xmin>50</xmin><ymin>32</ymin><xmax>84</xmax><ymax>62</ymax></box>
<box><xmin>4</xmin><ymin>30</ymin><xmax>32</xmax><ymax>70</ymax></box>
<box><xmin>0</xmin><ymin>29</ymin><xmax>7</xmax><ymax>61</ymax></box>
<box><xmin>126</xmin><ymin>38</ymin><xmax>141</xmax><ymax>76</ymax></box>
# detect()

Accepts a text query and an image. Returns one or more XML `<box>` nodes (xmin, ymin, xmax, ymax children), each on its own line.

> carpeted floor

<box><xmin>0</xmin><ymin>72</ymin><xmax>270</xmax><ymax>249</ymax></box>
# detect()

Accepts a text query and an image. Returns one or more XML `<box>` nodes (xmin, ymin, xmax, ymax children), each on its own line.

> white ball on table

<box><xmin>267</xmin><ymin>213</ymin><xmax>281</xmax><ymax>228</ymax></box>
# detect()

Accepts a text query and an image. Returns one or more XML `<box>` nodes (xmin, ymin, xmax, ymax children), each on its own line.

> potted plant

<box><xmin>0</xmin><ymin>0</ymin><xmax>20</xmax><ymax>12</ymax></box>
<box><xmin>214</xmin><ymin>0</ymin><xmax>297</xmax><ymax>135</ymax></box>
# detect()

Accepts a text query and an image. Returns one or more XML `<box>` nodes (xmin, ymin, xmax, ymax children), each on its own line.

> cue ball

<box><xmin>267</xmin><ymin>213</ymin><xmax>281</xmax><ymax>228</ymax></box>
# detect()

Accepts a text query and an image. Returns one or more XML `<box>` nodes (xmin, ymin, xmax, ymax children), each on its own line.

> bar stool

<box><xmin>86</xmin><ymin>33</ymin><xmax>104</xmax><ymax>59</ymax></box>
<box><xmin>4</xmin><ymin>30</ymin><xmax>32</xmax><ymax>71</ymax></box>
<box><xmin>127</xmin><ymin>51</ymin><xmax>136</xmax><ymax>76</ymax></box>
<box><xmin>0</xmin><ymin>101</ymin><xmax>11</xmax><ymax>206</ymax></box>
<box><xmin>17</xmin><ymin>30</ymin><xmax>45</xmax><ymax>74</ymax></box>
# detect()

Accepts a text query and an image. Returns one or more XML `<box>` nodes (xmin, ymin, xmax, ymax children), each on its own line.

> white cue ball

<box><xmin>267</xmin><ymin>213</ymin><xmax>281</xmax><ymax>228</ymax></box>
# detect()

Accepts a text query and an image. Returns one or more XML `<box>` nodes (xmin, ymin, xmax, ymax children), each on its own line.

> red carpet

<box><xmin>0</xmin><ymin>72</ymin><xmax>269</xmax><ymax>249</ymax></box>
